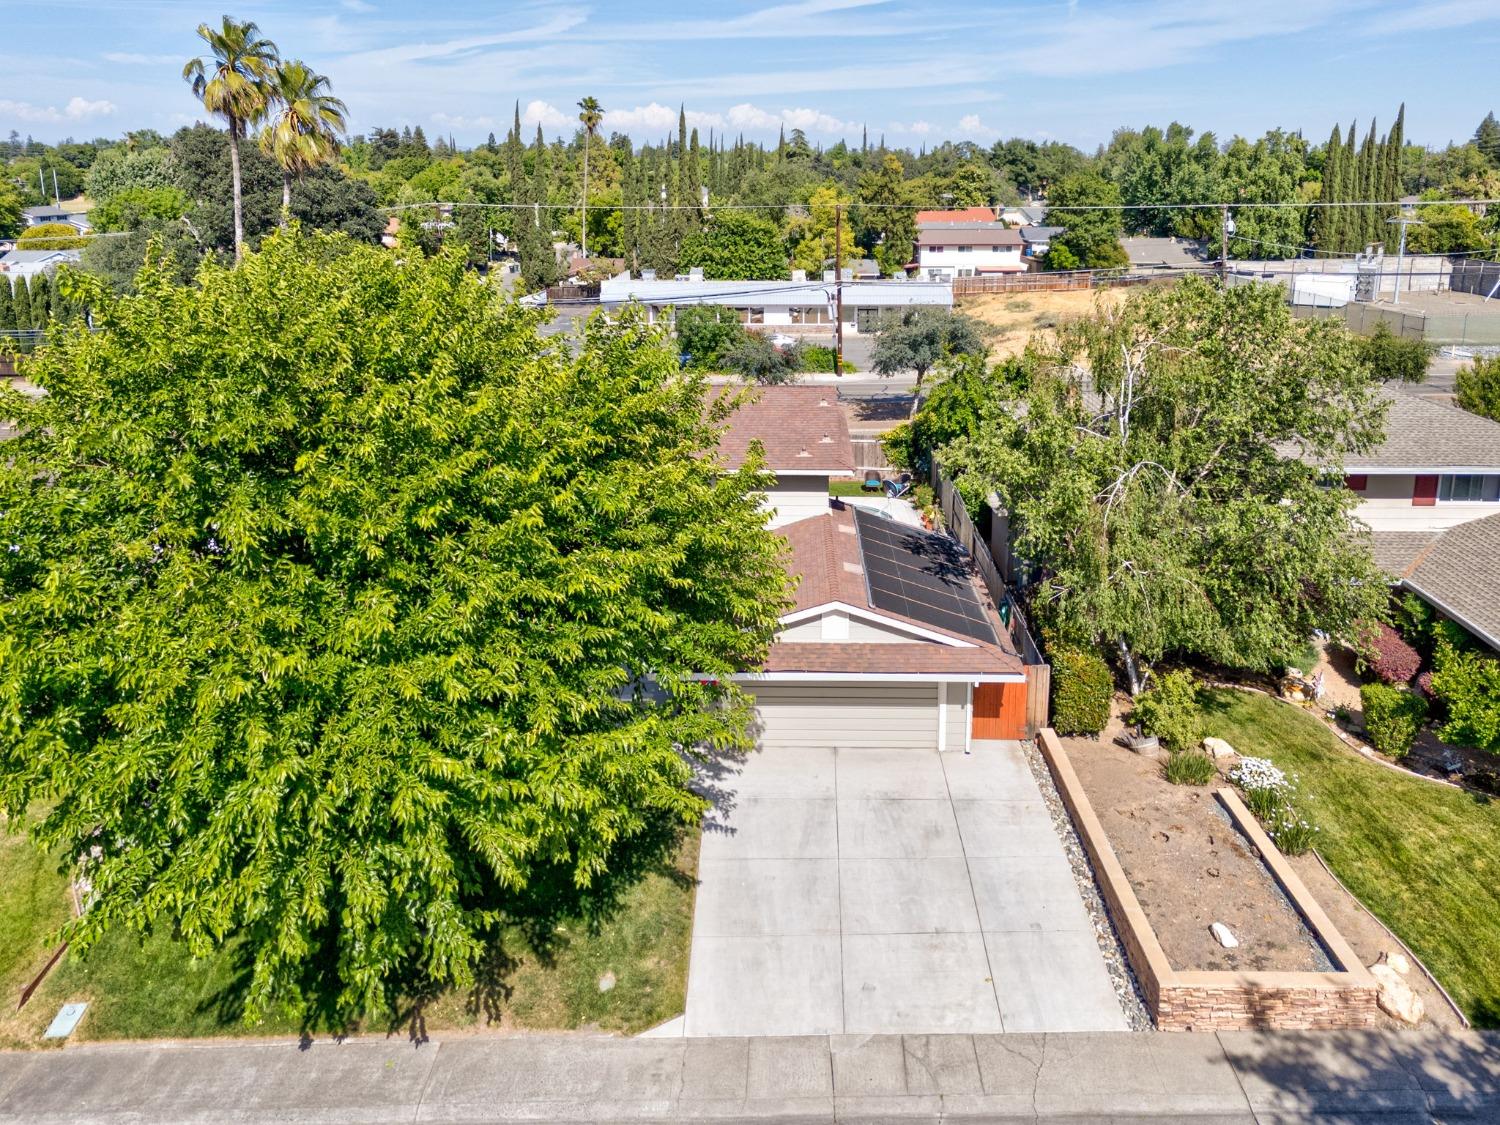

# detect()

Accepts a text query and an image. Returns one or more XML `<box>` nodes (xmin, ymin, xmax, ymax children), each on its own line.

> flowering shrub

<box><xmin>1230</xmin><ymin>756</ymin><xmax>1291</xmax><ymax>820</ymax></box>
<box><xmin>1366</xmin><ymin>622</ymin><xmax>1421</xmax><ymax>685</ymax></box>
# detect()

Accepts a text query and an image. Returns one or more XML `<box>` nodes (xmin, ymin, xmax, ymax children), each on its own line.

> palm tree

<box><xmin>259</xmin><ymin>60</ymin><xmax>348</xmax><ymax>224</ymax></box>
<box><xmin>576</xmin><ymin>96</ymin><xmax>604</xmax><ymax>259</ymax></box>
<box><xmin>183</xmin><ymin>16</ymin><xmax>279</xmax><ymax>262</ymax></box>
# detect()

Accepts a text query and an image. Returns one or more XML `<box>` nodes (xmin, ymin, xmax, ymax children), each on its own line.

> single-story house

<box><xmin>0</xmin><ymin>248</ymin><xmax>82</xmax><ymax>280</ymax></box>
<box><xmin>1344</xmin><ymin>388</ymin><xmax>1500</xmax><ymax>536</ymax></box>
<box><xmin>1122</xmin><ymin>237</ymin><xmax>1205</xmax><ymax>269</ymax></box>
<box><xmin>736</xmin><ymin>502</ymin><xmax>1028</xmax><ymax>748</ymax></box>
<box><xmin>712</xmin><ymin>385</ymin><xmax>855</xmax><ymax>528</ymax></box>
<box><xmin>1376</xmin><ymin>512</ymin><xmax>1500</xmax><ymax>653</ymax></box>
<box><xmin>1000</xmin><ymin>205</ymin><xmax>1047</xmax><ymax>228</ymax></box>
<box><xmin>21</xmin><ymin>203</ymin><xmax>91</xmax><ymax>234</ymax></box>
<box><xmin>598</xmin><ymin>272</ymin><xmax>952</xmax><ymax>335</ymax></box>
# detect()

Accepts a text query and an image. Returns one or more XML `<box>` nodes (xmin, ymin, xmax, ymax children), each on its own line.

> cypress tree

<box><xmin>1358</xmin><ymin>120</ymin><xmax>1379</xmax><ymax>247</ymax></box>
<box><xmin>0</xmin><ymin>278</ymin><xmax>15</xmax><ymax>333</ymax></box>
<box><xmin>1315</xmin><ymin>123</ymin><xmax>1342</xmax><ymax>254</ymax></box>
<box><xmin>1384</xmin><ymin>104</ymin><xmax>1405</xmax><ymax>231</ymax></box>
<box><xmin>12</xmin><ymin>275</ymin><xmax>32</xmax><ymax>334</ymax></box>
<box><xmin>1339</xmin><ymin>122</ymin><xmax>1358</xmax><ymax>252</ymax></box>
<box><xmin>29</xmin><ymin>272</ymin><xmax>51</xmax><ymax>328</ymax></box>
<box><xmin>685</xmin><ymin>127</ymin><xmax>703</xmax><ymax>218</ymax></box>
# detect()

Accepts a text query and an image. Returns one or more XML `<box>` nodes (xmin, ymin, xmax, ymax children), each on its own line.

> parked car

<box><xmin>768</xmin><ymin>333</ymin><xmax>797</xmax><ymax>351</ymax></box>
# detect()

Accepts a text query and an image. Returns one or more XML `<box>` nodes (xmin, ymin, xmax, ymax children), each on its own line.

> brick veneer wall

<box><xmin>1037</xmin><ymin>729</ymin><xmax>1379</xmax><ymax>1032</ymax></box>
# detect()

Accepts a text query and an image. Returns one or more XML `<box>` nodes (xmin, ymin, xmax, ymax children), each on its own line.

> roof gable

<box><xmin>1347</xmin><ymin>390</ymin><xmax>1500</xmax><ymax>472</ymax></box>
<box><xmin>712</xmin><ymin>385</ymin><xmax>855</xmax><ymax>474</ymax></box>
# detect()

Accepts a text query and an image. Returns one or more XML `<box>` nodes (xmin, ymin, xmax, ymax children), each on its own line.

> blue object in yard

<box><xmin>44</xmin><ymin>1002</ymin><xmax>87</xmax><ymax>1039</ymax></box>
<box><xmin>882</xmin><ymin>473</ymin><xmax>912</xmax><ymax>499</ymax></box>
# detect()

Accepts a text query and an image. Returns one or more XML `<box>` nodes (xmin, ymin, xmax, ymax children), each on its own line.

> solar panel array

<box><xmin>853</xmin><ymin>508</ymin><xmax>999</xmax><ymax>645</ymax></box>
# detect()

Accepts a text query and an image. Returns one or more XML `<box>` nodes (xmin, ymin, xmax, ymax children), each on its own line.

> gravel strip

<box><xmin>1020</xmin><ymin>738</ymin><xmax>1153</xmax><ymax>1031</ymax></box>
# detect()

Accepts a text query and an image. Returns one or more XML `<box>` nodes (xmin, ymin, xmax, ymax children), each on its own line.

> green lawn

<box><xmin>1</xmin><ymin>823</ymin><xmax>698</xmax><ymax>1044</ymax></box>
<box><xmin>831</xmin><ymin>479</ymin><xmax>882</xmax><ymax>496</ymax></box>
<box><xmin>1201</xmin><ymin>688</ymin><xmax>1500</xmax><ymax>1027</ymax></box>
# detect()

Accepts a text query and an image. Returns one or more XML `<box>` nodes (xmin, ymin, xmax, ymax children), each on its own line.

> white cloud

<box><xmin>604</xmin><ymin>102</ymin><xmax>725</xmax><ymax>133</ymax></box>
<box><xmin>890</xmin><ymin>120</ymin><xmax>932</xmax><ymax>135</ymax></box>
<box><xmin>520</xmin><ymin>99</ymin><xmax>572</xmax><ymax>130</ymax></box>
<box><xmin>102</xmin><ymin>52</ymin><xmax>179</xmax><ymax>66</ymax></box>
<box><xmin>957</xmin><ymin>113</ymin><xmax>995</xmax><ymax>136</ymax></box>
<box><xmin>0</xmin><ymin>96</ymin><xmax>115</xmax><ymax>123</ymax></box>
<box><xmin>341</xmin><ymin>0</ymin><xmax>376</xmax><ymax>10</ymax></box>
<box><xmin>1363</xmin><ymin>0</ymin><xmax>1499</xmax><ymax>34</ymax></box>
<box><xmin>432</xmin><ymin>112</ymin><xmax>496</xmax><ymax>130</ymax></box>
<box><xmin>723</xmin><ymin>103</ymin><xmax>848</xmax><ymax>134</ymax></box>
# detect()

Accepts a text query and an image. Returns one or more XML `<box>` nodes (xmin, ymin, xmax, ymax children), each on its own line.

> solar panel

<box><xmin>852</xmin><ymin>508</ymin><xmax>999</xmax><ymax>645</ymax></box>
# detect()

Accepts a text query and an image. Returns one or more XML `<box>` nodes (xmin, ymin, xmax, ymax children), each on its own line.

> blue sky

<box><xmin>5</xmin><ymin>0</ymin><xmax>1500</xmax><ymax>151</ymax></box>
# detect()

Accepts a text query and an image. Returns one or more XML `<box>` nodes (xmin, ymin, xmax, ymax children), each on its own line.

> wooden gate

<box><xmin>972</xmin><ymin>681</ymin><xmax>1027</xmax><ymax>740</ymax></box>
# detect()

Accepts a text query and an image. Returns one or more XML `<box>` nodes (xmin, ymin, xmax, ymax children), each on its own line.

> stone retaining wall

<box><xmin>1037</xmin><ymin>728</ymin><xmax>1379</xmax><ymax>1032</ymax></box>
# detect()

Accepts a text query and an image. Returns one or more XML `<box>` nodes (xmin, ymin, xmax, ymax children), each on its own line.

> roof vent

<box><xmin>791</xmin><ymin>268</ymin><xmax>807</xmax><ymax>282</ymax></box>
<box><xmin>823</xmin><ymin>270</ymin><xmax>836</xmax><ymax>282</ymax></box>
<box><xmin>818</xmin><ymin>395</ymin><xmax>830</xmax><ymax>407</ymax></box>
<box><xmin>797</xmin><ymin>446</ymin><xmax>811</xmax><ymax>458</ymax></box>
<box><xmin>819</xmin><ymin>432</ymin><xmax>833</xmax><ymax>443</ymax></box>
<box><xmin>641</xmin><ymin>268</ymin><xmax>657</xmax><ymax>281</ymax></box>
<box><xmin>688</xmin><ymin>266</ymin><xmax>704</xmax><ymax>282</ymax></box>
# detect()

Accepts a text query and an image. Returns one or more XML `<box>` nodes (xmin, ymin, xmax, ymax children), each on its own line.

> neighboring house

<box><xmin>0</xmin><ymin>248</ymin><xmax>82</xmax><ymax>280</ymax></box>
<box><xmin>1122</xmin><ymin>237</ymin><xmax>1206</xmax><ymax>269</ymax></box>
<box><xmin>1377</xmin><ymin>513</ymin><xmax>1500</xmax><ymax>653</ymax></box>
<box><xmin>735</xmin><ymin>503</ymin><xmax>1028</xmax><ymax>748</ymax></box>
<box><xmin>849</xmin><ymin>257</ymin><xmax>882</xmax><ymax>280</ymax></box>
<box><xmin>21</xmin><ymin>203</ymin><xmax>91</xmax><ymax>234</ymax></box>
<box><xmin>1343</xmin><ymin>388</ymin><xmax>1500</xmax><ymax>535</ymax></box>
<box><xmin>1001</xmin><ymin>204</ymin><xmax>1047</xmax><ymax>228</ymax></box>
<box><xmin>1019</xmin><ymin>225</ymin><xmax>1062</xmax><ymax>261</ymax></box>
<box><xmin>913</xmin><ymin>208</ymin><xmax>1024</xmax><ymax>280</ymax></box>
<box><xmin>598</xmin><ymin>272</ymin><xmax>952</xmax><ymax>335</ymax></box>
<box><xmin>713</xmin><ymin>385</ymin><xmax>855</xmax><ymax>528</ymax></box>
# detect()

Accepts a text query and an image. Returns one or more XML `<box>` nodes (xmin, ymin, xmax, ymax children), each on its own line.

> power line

<box><xmin>379</xmin><ymin>197</ymin><xmax>1500</xmax><ymax>214</ymax></box>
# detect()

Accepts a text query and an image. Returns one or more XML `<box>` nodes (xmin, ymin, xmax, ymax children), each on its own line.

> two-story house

<box><xmin>913</xmin><ymin>208</ymin><xmax>1024</xmax><ymax>281</ymax></box>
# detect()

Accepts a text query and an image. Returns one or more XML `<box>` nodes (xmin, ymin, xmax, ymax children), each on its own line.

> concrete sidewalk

<box><xmin>0</xmin><ymin>1028</ymin><xmax>1496</xmax><ymax>1123</ymax></box>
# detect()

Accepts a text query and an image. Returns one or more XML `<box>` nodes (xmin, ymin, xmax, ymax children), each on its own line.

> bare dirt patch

<box><xmin>959</xmin><ymin>288</ymin><xmax>1129</xmax><ymax>359</ymax></box>
<box><xmin>1063</xmin><ymin>718</ymin><xmax>1329</xmax><ymax>974</ymax></box>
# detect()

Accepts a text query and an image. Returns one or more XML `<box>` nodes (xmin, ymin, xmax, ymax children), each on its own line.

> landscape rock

<box><xmin>1203</xmin><ymin>737</ymin><xmax>1237</xmax><ymax>760</ymax></box>
<box><xmin>1210</xmin><ymin>922</ymin><xmax>1239</xmax><ymax>949</ymax></box>
<box><xmin>597</xmin><ymin>971</ymin><xmax>616</xmax><ymax>993</ymax></box>
<box><xmin>1369</xmin><ymin>962</ymin><xmax>1424</xmax><ymax>1024</ymax></box>
<box><xmin>1377</xmin><ymin>951</ymin><xmax>1412</xmax><ymax>975</ymax></box>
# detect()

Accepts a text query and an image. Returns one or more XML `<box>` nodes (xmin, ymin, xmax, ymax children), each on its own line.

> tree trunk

<box><xmin>908</xmin><ymin>366</ymin><xmax>926</xmax><ymax>418</ymax></box>
<box><xmin>581</xmin><ymin>135</ymin><xmax>590</xmax><ymax>260</ymax></box>
<box><xmin>229</xmin><ymin>120</ymin><xmax>244</xmax><ymax>262</ymax></box>
<box><xmin>281</xmin><ymin>171</ymin><xmax>292</xmax><ymax>226</ymax></box>
<box><xmin>1117</xmin><ymin>638</ymin><xmax>1147</xmax><ymax>697</ymax></box>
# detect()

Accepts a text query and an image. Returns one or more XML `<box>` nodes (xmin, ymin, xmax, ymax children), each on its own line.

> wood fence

<box><xmin>952</xmin><ymin>270</ymin><xmax>1157</xmax><ymax>297</ymax></box>
<box><xmin>850</xmin><ymin>438</ymin><xmax>892</xmax><ymax>471</ymax></box>
<box><xmin>929</xmin><ymin>459</ymin><xmax>1050</xmax><ymax>736</ymax></box>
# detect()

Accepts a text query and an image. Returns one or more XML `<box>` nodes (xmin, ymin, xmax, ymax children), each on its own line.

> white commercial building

<box><xmin>597</xmin><ymin>271</ymin><xmax>952</xmax><ymax>335</ymax></box>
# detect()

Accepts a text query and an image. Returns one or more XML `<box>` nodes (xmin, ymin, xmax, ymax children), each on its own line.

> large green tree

<box><xmin>1456</xmin><ymin>355</ymin><xmax>1500</xmax><ymax>422</ymax></box>
<box><xmin>941</xmin><ymin>277</ymin><xmax>1388</xmax><ymax>692</ymax></box>
<box><xmin>1043</xmin><ymin>172</ymin><xmax>1128</xmax><ymax>270</ymax></box>
<box><xmin>0</xmin><ymin>229</ymin><xmax>790</xmax><ymax>1025</ymax></box>
<box><xmin>678</xmin><ymin>210</ymin><xmax>787</xmax><ymax>279</ymax></box>
<box><xmin>870</xmin><ymin>306</ymin><xmax>988</xmax><ymax>415</ymax></box>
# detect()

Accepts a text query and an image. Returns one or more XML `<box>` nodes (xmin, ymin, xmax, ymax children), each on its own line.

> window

<box><xmin>928</xmin><ymin>245</ymin><xmax>944</xmax><ymax>253</ymax></box>
<box><xmin>957</xmin><ymin>245</ymin><xmax>973</xmax><ymax>253</ymax></box>
<box><xmin>790</xmin><ymin>306</ymin><xmax>830</xmax><ymax>324</ymax></box>
<box><xmin>1438</xmin><ymin>474</ymin><xmax>1500</xmax><ymax>502</ymax></box>
<box><xmin>732</xmin><ymin>307</ymin><xmax>765</xmax><ymax>324</ymax></box>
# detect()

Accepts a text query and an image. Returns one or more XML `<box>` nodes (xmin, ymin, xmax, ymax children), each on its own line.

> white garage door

<box><xmin>747</xmin><ymin>682</ymin><xmax>939</xmax><ymax>750</ymax></box>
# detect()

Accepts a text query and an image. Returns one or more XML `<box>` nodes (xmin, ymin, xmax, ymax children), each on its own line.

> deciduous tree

<box><xmin>0</xmin><ymin>229</ymin><xmax>791</xmax><ymax>1026</ymax></box>
<box><xmin>870</xmin><ymin>306</ymin><xmax>988</xmax><ymax>415</ymax></box>
<box><xmin>940</xmin><ymin>277</ymin><xmax>1388</xmax><ymax>692</ymax></box>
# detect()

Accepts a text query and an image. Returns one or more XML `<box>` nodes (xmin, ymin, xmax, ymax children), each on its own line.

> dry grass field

<box><xmin>959</xmin><ymin>288</ymin><xmax>1130</xmax><ymax>358</ymax></box>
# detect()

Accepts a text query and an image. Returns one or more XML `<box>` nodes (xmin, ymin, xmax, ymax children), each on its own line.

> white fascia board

<box><xmin>1350</xmin><ymin>466</ymin><xmax>1500</xmax><ymax>476</ymax></box>
<box><xmin>778</xmin><ymin>601</ymin><xmax>976</xmax><ymax>648</ymax></box>
<box><xmin>733</xmin><ymin>671</ymin><xmax>1025</xmax><ymax>684</ymax></box>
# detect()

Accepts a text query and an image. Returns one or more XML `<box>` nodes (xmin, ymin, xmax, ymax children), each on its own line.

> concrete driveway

<box><xmin>682</xmin><ymin>741</ymin><xmax>1127</xmax><ymax>1036</ymax></box>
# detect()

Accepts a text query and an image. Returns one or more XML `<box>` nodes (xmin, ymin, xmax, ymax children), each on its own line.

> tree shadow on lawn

<box><xmin>196</xmin><ymin>813</ymin><xmax>694</xmax><ymax>1043</ymax></box>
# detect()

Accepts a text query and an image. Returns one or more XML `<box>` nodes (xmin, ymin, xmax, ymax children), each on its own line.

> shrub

<box><xmin>1364</xmin><ymin>621</ymin><xmax>1421</xmax><ymax>685</ymax></box>
<box><xmin>1266</xmin><ymin>808</ymin><xmax>1318</xmax><ymax>855</ymax></box>
<box><xmin>1356</xmin><ymin>322</ymin><xmax>1431</xmax><ymax>383</ymax></box>
<box><xmin>1163</xmin><ymin>749</ymin><xmax>1217</xmax><ymax>786</ymax></box>
<box><xmin>1050</xmin><ymin>646</ymin><xmax>1113</xmax><ymax>735</ymax></box>
<box><xmin>722</xmin><ymin>333</ymin><xmax>798</xmax><ymax>384</ymax></box>
<box><xmin>799</xmin><ymin>344</ymin><xmax>854</xmax><ymax>374</ymax></box>
<box><xmin>17</xmin><ymin>221</ymin><xmax>87</xmax><ymax>250</ymax></box>
<box><xmin>674</xmin><ymin>305</ymin><xmax>743</xmax><ymax>369</ymax></box>
<box><xmin>1360</xmin><ymin>682</ymin><xmax>1428</xmax><ymax>757</ymax></box>
<box><xmin>1131</xmin><ymin>670</ymin><xmax>1203</xmax><ymax>753</ymax></box>
<box><xmin>1430</xmin><ymin>640</ymin><xmax>1500</xmax><ymax>753</ymax></box>
<box><xmin>1230</xmin><ymin>756</ymin><xmax>1291</xmax><ymax>820</ymax></box>
<box><xmin>1455</xmin><ymin>354</ymin><xmax>1500</xmax><ymax>423</ymax></box>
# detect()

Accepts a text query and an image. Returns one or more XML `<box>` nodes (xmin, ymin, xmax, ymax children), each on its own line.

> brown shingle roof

<box><xmin>1370</xmin><ymin>529</ymin><xmax>1442</xmax><ymax>577</ymax></box>
<box><xmin>1345</xmin><ymin>387</ymin><xmax>1500</xmax><ymax>471</ymax></box>
<box><xmin>915</xmin><ymin>207</ymin><xmax>999</xmax><ymax>224</ymax></box>
<box><xmin>711</xmin><ymin>385</ymin><xmax>855</xmax><ymax>473</ymax></box>
<box><xmin>771</xmin><ymin>505</ymin><xmax>1023</xmax><ymax>675</ymax></box>
<box><xmin>762</xmin><ymin>642</ymin><xmax>1021</xmax><ymax>676</ymax></box>
<box><xmin>915</xmin><ymin>228</ymin><xmax>1024</xmax><ymax>249</ymax></box>
<box><xmin>1402</xmin><ymin>513</ymin><xmax>1500</xmax><ymax>650</ymax></box>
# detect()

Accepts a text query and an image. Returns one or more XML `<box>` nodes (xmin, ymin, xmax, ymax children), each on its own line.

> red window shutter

<box><xmin>1413</xmin><ymin>475</ymin><xmax>1439</xmax><ymax>506</ymax></box>
<box><xmin>1344</xmin><ymin>474</ymin><xmax>1368</xmax><ymax>492</ymax></box>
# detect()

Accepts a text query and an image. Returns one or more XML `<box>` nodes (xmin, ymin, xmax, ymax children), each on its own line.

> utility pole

<box><xmin>1219</xmin><ymin>203</ymin><xmax>1229</xmax><ymax>284</ymax></box>
<box><xmin>1387</xmin><ymin>213</ymin><xmax>1423</xmax><ymax>305</ymax></box>
<box><xmin>834</xmin><ymin>202</ymin><xmax>845</xmax><ymax>377</ymax></box>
